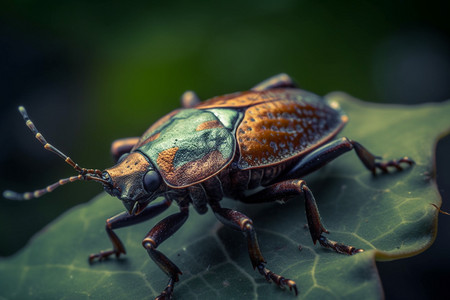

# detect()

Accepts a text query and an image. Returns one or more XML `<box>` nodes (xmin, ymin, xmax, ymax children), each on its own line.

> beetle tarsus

<box><xmin>318</xmin><ymin>236</ymin><xmax>364</xmax><ymax>255</ymax></box>
<box><xmin>88</xmin><ymin>218</ymin><xmax>128</xmax><ymax>263</ymax></box>
<box><xmin>155</xmin><ymin>278</ymin><xmax>175</xmax><ymax>300</ymax></box>
<box><xmin>351</xmin><ymin>140</ymin><xmax>415</xmax><ymax>174</ymax></box>
<box><xmin>257</xmin><ymin>264</ymin><xmax>298</xmax><ymax>295</ymax></box>
<box><xmin>88</xmin><ymin>249</ymin><xmax>124</xmax><ymax>263</ymax></box>
<box><xmin>373</xmin><ymin>156</ymin><xmax>415</xmax><ymax>174</ymax></box>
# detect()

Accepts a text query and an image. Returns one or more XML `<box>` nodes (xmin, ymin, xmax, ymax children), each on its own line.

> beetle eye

<box><xmin>143</xmin><ymin>170</ymin><xmax>161</xmax><ymax>193</ymax></box>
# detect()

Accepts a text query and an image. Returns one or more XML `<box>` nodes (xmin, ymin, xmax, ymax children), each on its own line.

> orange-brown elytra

<box><xmin>4</xmin><ymin>74</ymin><xmax>414</xmax><ymax>299</ymax></box>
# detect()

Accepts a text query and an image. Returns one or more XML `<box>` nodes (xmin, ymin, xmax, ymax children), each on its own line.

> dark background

<box><xmin>1</xmin><ymin>1</ymin><xmax>449</xmax><ymax>299</ymax></box>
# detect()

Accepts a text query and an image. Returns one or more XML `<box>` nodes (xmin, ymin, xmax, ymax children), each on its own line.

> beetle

<box><xmin>4</xmin><ymin>74</ymin><xmax>414</xmax><ymax>299</ymax></box>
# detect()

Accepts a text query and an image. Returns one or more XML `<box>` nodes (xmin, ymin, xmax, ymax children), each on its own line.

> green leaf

<box><xmin>1</xmin><ymin>94</ymin><xmax>449</xmax><ymax>299</ymax></box>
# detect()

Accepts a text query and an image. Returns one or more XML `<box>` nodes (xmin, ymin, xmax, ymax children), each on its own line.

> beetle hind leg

<box><xmin>352</xmin><ymin>141</ymin><xmax>414</xmax><ymax>175</ymax></box>
<box><xmin>283</xmin><ymin>137</ymin><xmax>414</xmax><ymax>179</ymax></box>
<box><xmin>242</xmin><ymin>179</ymin><xmax>363</xmax><ymax>255</ymax></box>
<box><xmin>212</xmin><ymin>204</ymin><xmax>298</xmax><ymax>295</ymax></box>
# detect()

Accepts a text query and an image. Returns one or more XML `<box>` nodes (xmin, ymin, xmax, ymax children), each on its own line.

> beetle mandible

<box><xmin>4</xmin><ymin>74</ymin><xmax>414</xmax><ymax>299</ymax></box>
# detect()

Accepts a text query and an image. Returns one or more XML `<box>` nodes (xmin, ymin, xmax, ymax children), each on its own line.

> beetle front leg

<box><xmin>142</xmin><ymin>206</ymin><xmax>189</xmax><ymax>300</ymax></box>
<box><xmin>211</xmin><ymin>203</ymin><xmax>298</xmax><ymax>295</ymax></box>
<box><xmin>89</xmin><ymin>199</ymin><xmax>172</xmax><ymax>262</ymax></box>
<box><xmin>242</xmin><ymin>179</ymin><xmax>363</xmax><ymax>255</ymax></box>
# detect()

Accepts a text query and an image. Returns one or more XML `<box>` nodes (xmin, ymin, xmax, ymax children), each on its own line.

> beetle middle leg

<box><xmin>211</xmin><ymin>203</ymin><xmax>298</xmax><ymax>295</ymax></box>
<box><xmin>241</xmin><ymin>179</ymin><xmax>363</xmax><ymax>255</ymax></box>
<box><xmin>89</xmin><ymin>199</ymin><xmax>172</xmax><ymax>262</ymax></box>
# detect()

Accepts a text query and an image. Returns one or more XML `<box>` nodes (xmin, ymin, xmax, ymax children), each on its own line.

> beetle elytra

<box><xmin>4</xmin><ymin>74</ymin><xmax>414</xmax><ymax>299</ymax></box>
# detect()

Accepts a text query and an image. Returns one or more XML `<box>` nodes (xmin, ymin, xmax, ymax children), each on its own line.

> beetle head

<box><xmin>103</xmin><ymin>152</ymin><xmax>163</xmax><ymax>215</ymax></box>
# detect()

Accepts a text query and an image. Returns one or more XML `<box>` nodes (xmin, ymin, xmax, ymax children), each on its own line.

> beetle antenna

<box><xmin>3</xmin><ymin>174</ymin><xmax>110</xmax><ymax>200</ymax></box>
<box><xmin>17</xmin><ymin>106</ymin><xmax>103</xmax><ymax>177</ymax></box>
<box><xmin>3</xmin><ymin>106</ymin><xmax>111</xmax><ymax>201</ymax></box>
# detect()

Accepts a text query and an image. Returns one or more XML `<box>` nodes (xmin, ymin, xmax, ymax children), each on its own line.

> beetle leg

<box><xmin>251</xmin><ymin>73</ymin><xmax>298</xmax><ymax>91</ymax></box>
<box><xmin>211</xmin><ymin>204</ymin><xmax>298</xmax><ymax>295</ymax></box>
<box><xmin>242</xmin><ymin>179</ymin><xmax>363</xmax><ymax>255</ymax></box>
<box><xmin>283</xmin><ymin>137</ymin><xmax>414</xmax><ymax>179</ymax></box>
<box><xmin>351</xmin><ymin>140</ymin><xmax>414</xmax><ymax>175</ymax></box>
<box><xmin>142</xmin><ymin>206</ymin><xmax>189</xmax><ymax>300</ymax></box>
<box><xmin>181</xmin><ymin>90</ymin><xmax>201</xmax><ymax>108</ymax></box>
<box><xmin>111</xmin><ymin>137</ymin><xmax>140</xmax><ymax>162</ymax></box>
<box><xmin>89</xmin><ymin>199</ymin><xmax>172</xmax><ymax>262</ymax></box>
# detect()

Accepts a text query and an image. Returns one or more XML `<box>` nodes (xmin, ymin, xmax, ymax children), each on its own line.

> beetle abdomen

<box><xmin>236</xmin><ymin>93</ymin><xmax>347</xmax><ymax>169</ymax></box>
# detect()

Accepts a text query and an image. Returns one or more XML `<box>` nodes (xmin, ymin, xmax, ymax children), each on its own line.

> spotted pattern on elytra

<box><xmin>195</xmin><ymin>90</ymin><xmax>282</xmax><ymax>109</ymax></box>
<box><xmin>236</xmin><ymin>98</ymin><xmax>346</xmax><ymax>169</ymax></box>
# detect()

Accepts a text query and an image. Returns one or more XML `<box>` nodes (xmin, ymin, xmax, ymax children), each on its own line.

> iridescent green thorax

<box><xmin>136</xmin><ymin>108</ymin><xmax>242</xmax><ymax>188</ymax></box>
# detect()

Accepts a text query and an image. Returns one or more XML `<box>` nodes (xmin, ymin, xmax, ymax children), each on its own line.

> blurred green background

<box><xmin>1</xmin><ymin>0</ymin><xmax>449</xmax><ymax>299</ymax></box>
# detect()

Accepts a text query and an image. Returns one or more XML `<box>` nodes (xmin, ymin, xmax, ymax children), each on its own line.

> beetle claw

<box><xmin>373</xmin><ymin>156</ymin><xmax>415</xmax><ymax>175</ymax></box>
<box><xmin>155</xmin><ymin>278</ymin><xmax>175</xmax><ymax>300</ymax></box>
<box><xmin>88</xmin><ymin>249</ymin><xmax>124</xmax><ymax>263</ymax></box>
<box><xmin>318</xmin><ymin>236</ymin><xmax>364</xmax><ymax>255</ymax></box>
<box><xmin>257</xmin><ymin>264</ymin><xmax>298</xmax><ymax>295</ymax></box>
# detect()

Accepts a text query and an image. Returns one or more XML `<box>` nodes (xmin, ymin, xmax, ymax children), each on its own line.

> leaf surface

<box><xmin>1</xmin><ymin>94</ymin><xmax>449</xmax><ymax>299</ymax></box>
